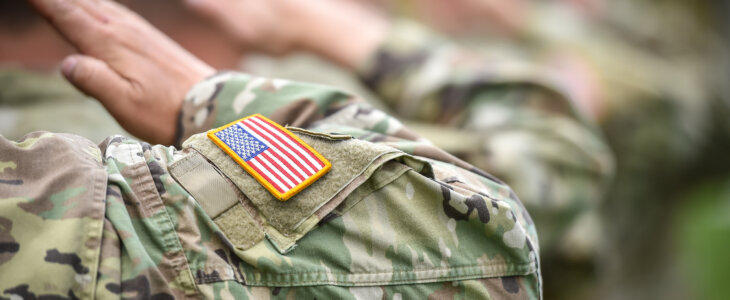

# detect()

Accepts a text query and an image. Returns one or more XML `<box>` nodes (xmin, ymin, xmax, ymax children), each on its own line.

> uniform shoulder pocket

<box><xmin>175</xmin><ymin>128</ymin><xmax>419</xmax><ymax>253</ymax></box>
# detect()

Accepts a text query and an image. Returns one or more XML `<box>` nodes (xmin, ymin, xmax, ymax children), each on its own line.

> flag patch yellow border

<box><xmin>207</xmin><ymin>114</ymin><xmax>331</xmax><ymax>201</ymax></box>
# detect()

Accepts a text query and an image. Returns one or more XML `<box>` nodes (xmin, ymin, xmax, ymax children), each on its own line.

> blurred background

<box><xmin>1</xmin><ymin>0</ymin><xmax>729</xmax><ymax>299</ymax></box>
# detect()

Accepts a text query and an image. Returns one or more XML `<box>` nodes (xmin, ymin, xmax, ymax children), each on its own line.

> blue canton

<box><xmin>215</xmin><ymin>123</ymin><xmax>268</xmax><ymax>161</ymax></box>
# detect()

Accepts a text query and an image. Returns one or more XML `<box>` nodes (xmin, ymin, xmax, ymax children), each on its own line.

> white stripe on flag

<box><xmin>261</xmin><ymin>151</ymin><xmax>304</xmax><ymax>185</ymax></box>
<box><xmin>249</xmin><ymin>157</ymin><xmax>288</xmax><ymax>192</ymax></box>
<box><xmin>237</xmin><ymin>123</ymin><xmax>312</xmax><ymax>178</ymax></box>
<box><xmin>249</xmin><ymin>117</ymin><xmax>324</xmax><ymax>169</ymax></box>
<box><xmin>240</xmin><ymin>120</ymin><xmax>318</xmax><ymax>175</ymax></box>
<box><xmin>258</xmin><ymin>151</ymin><xmax>296</xmax><ymax>189</ymax></box>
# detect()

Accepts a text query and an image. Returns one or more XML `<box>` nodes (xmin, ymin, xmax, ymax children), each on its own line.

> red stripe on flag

<box><xmin>260</xmin><ymin>151</ymin><xmax>300</xmax><ymax>186</ymax></box>
<box><xmin>244</xmin><ymin>160</ymin><xmax>286</xmax><ymax>193</ymax></box>
<box><xmin>262</xmin><ymin>148</ymin><xmax>305</xmax><ymax>183</ymax></box>
<box><xmin>250</xmin><ymin>117</ymin><xmax>324</xmax><ymax>169</ymax></box>
<box><xmin>238</xmin><ymin>122</ymin><xmax>312</xmax><ymax>178</ymax></box>
<box><xmin>253</xmin><ymin>155</ymin><xmax>293</xmax><ymax>190</ymax></box>
<box><xmin>242</xmin><ymin>119</ymin><xmax>317</xmax><ymax>176</ymax></box>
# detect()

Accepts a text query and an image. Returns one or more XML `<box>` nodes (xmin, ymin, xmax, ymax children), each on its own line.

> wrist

<box><xmin>174</xmin><ymin>70</ymin><xmax>229</xmax><ymax>147</ymax></box>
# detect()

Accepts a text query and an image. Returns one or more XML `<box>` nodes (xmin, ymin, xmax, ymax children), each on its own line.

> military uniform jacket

<box><xmin>0</xmin><ymin>21</ymin><xmax>626</xmax><ymax>299</ymax></box>
<box><xmin>0</xmin><ymin>66</ymin><xmax>541</xmax><ymax>299</ymax></box>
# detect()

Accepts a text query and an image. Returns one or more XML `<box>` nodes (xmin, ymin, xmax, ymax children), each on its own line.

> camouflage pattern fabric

<box><xmin>0</xmin><ymin>71</ymin><xmax>540</xmax><ymax>299</ymax></box>
<box><xmin>234</xmin><ymin>20</ymin><xmax>614</xmax><ymax>300</ymax></box>
<box><xmin>361</xmin><ymin>4</ymin><xmax>728</xmax><ymax>300</ymax></box>
<box><xmin>350</xmin><ymin>21</ymin><xmax>614</xmax><ymax>257</ymax></box>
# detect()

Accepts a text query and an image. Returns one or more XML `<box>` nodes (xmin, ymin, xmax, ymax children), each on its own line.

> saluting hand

<box><xmin>27</xmin><ymin>0</ymin><xmax>215</xmax><ymax>145</ymax></box>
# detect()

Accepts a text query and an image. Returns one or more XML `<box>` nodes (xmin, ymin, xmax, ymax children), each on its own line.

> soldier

<box><xmin>0</xmin><ymin>0</ymin><xmax>544</xmax><ymax>298</ymax></box>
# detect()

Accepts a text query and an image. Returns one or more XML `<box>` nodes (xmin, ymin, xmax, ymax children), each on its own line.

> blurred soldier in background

<box><xmin>294</xmin><ymin>0</ymin><xmax>729</xmax><ymax>299</ymax></box>
<box><xmin>522</xmin><ymin>1</ymin><xmax>729</xmax><ymax>300</ymax></box>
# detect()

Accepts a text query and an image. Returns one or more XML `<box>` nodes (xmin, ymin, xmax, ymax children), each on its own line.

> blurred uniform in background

<box><xmin>525</xmin><ymin>1</ymin><xmax>729</xmax><ymax>300</ymax></box>
<box><xmin>346</xmin><ymin>0</ymin><xmax>730</xmax><ymax>299</ymax></box>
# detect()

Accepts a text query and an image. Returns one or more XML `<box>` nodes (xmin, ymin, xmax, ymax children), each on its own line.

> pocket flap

<box><xmin>181</xmin><ymin>128</ymin><xmax>412</xmax><ymax>253</ymax></box>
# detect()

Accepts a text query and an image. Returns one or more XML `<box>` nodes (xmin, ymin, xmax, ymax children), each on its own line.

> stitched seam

<box><xmin>246</xmin><ymin>261</ymin><xmax>535</xmax><ymax>286</ymax></box>
<box><xmin>286</xmin><ymin>153</ymin><xmax>407</xmax><ymax>237</ymax></box>
<box><xmin>84</xmin><ymin>147</ymin><xmax>107</xmax><ymax>300</ymax></box>
<box><xmin>134</xmin><ymin>156</ymin><xmax>199</xmax><ymax>295</ymax></box>
<box><xmin>251</xmin><ymin>260</ymin><xmax>532</xmax><ymax>276</ymax></box>
<box><xmin>279</xmin><ymin>150</ymin><xmax>402</xmax><ymax>236</ymax></box>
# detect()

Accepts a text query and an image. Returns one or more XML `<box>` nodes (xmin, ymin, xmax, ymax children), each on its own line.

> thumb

<box><xmin>61</xmin><ymin>54</ymin><xmax>129</xmax><ymax>113</ymax></box>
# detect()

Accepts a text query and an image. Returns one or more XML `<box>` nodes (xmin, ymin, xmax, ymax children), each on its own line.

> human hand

<box><xmin>184</xmin><ymin>0</ymin><xmax>387</xmax><ymax>70</ymax></box>
<box><xmin>28</xmin><ymin>0</ymin><xmax>215</xmax><ymax>145</ymax></box>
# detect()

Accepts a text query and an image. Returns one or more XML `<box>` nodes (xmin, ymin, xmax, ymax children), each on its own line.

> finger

<box><xmin>183</xmin><ymin>0</ymin><xmax>220</xmax><ymax>18</ymax></box>
<box><xmin>79</xmin><ymin>0</ymin><xmax>134</xmax><ymax>22</ymax></box>
<box><xmin>61</xmin><ymin>54</ymin><xmax>130</xmax><ymax>113</ymax></box>
<box><xmin>27</xmin><ymin>0</ymin><xmax>107</xmax><ymax>50</ymax></box>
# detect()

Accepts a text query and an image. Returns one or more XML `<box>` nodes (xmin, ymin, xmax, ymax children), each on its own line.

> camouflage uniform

<box><xmin>1</xmin><ymin>69</ymin><xmax>542</xmax><ymax>298</ymax></box>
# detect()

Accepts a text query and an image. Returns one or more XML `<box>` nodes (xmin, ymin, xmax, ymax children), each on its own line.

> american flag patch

<box><xmin>207</xmin><ymin>114</ymin><xmax>331</xmax><ymax>201</ymax></box>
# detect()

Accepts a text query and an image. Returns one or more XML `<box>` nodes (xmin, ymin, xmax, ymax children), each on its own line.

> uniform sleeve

<box><xmin>172</xmin><ymin>71</ymin><xmax>544</xmax><ymax>299</ymax></box>
<box><xmin>175</xmin><ymin>70</ymin><xmax>443</xmax><ymax>155</ymax></box>
<box><xmin>354</xmin><ymin>21</ymin><xmax>614</xmax><ymax>252</ymax></box>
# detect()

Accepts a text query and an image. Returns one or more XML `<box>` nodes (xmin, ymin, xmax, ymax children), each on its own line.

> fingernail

<box><xmin>61</xmin><ymin>56</ymin><xmax>78</xmax><ymax>78</ymax></box>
